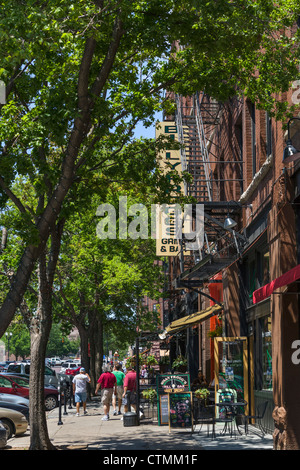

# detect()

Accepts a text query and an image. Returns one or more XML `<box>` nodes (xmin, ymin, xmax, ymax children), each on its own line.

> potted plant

<box><xmin>159</xmin><ymin>355</ymin><xmax>170</xmax><ymax>373</ymax></box>
<box><xmin>141</xmin><ymin>388</ymin><xmax>157</xmax><ymax>405</ymax></box>
<box><xmin>195</xmin><ymin>388</ymin><xmax>210</xmax><ymax>405</ymax></box>
<box><xmin>171</xmin><ymin>355</ymin><xmax>187</xmax><ymax>372</ymax></box>
<box><xmin>145</xmin><ymin>355</ymin><xmax>158</xmax><ymax>367</ymax></box>
<box><xmin>208</xmin><ymin>324</ymin><xmax>222</xmax><ymax>338</ymax></box>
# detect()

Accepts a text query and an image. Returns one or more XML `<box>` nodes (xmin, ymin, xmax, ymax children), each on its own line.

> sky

<box><xmin>133</xmin><ymin>111</ymin><xmax>163</xmax><ymax>139</ymax></box>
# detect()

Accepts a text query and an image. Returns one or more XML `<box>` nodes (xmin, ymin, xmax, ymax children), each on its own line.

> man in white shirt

<box><xmin>72</xmin><ymin>367</ymin><xmax>91</xmax><ymax>416</ymax></box>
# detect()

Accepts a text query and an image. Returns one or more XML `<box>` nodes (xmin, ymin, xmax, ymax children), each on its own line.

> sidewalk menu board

<box><xmin>168</xmin><ymin>392</ymin><xmax>193</xmax><ymax>431</ymax></box>
<box><xmin>159</xmin><ymin>394</ymin><xmax>169</xmax><ymax>425</ymax></box>
<box><xmin>157</xmin><ymin>374</ymin><xmax>191</xmax><ymax>426</ymax></box>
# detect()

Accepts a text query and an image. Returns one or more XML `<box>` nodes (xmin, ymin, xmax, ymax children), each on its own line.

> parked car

<box><xmin>6</xmin><ymin>362</ymin><xmax>67</xmax><ymax>388</ymax></box>
<box><xmin>0</xmin><ymin>374</ymin><xmax>59</xmax><ymax>411</ymax></box>
<box><xmin>0</xmin><ymin>420</ymin><xmax>7</xmax><ymax>448</ymax></box>
<box><xmin>0</xmin><ymin>407</ymin><xmax>28</xmax><ymax>439</ymax></box>
<box><xmin>0</xmin><ymin>392</ymin><xmax>29</xmax><ymax>407</ymax></box>
<box><xmin>65</xmin><ymin>366</ymin><xmax>81</xmax><ymax>376</ymax></box>
<box><xmin>0</xmin><ymin>402</ymin><xmax>29</xmax><ymax>423</ymax></box>
<box><xmin>60</xmin><ymin>362</ymin><xmax>80</xmax><ymax>374</ymax></box>
<box><xmin>49</xmin><ymin>357</ymin><xmax>62</xmax><ymax>366</ymax></box>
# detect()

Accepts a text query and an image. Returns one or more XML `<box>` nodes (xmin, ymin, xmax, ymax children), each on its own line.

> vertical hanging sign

<box><xmin>155</xmin><ymin>122</ymin><xmax>189</xmax><ymax>257</ymax></box>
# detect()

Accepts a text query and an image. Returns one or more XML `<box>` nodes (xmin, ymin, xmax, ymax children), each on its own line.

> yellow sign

<box><xmin>155</xmin><ymin>122</ymin><xmax>189</xmax><ymax>256</ymax></box>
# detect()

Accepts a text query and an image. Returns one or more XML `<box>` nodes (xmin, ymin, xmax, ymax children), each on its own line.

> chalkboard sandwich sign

<box><xmin>168</xmin><ymin>392</ymin><xmax>194</xmax><ymax>432</ymax></box>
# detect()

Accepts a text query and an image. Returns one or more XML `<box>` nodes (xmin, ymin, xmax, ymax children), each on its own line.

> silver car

<box><xmin>0</xmin><ymin>407</ymin><xmax>28</xmax><ymax>439</ymax></box>
<box><xmin>0</xmin><ymin>420</ymin><xmax>7</xmax><ymax>448</ymax></box>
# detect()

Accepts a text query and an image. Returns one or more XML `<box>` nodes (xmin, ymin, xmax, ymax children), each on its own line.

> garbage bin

<box><xmin>123</xmin><ymin>411</ymin><xmax>139</xmax><ymax>427</ymax></box>
<box><xmin>123</xmin><ymin>391</ymin><xmax>139</xmax><ymax>427</ymax></box>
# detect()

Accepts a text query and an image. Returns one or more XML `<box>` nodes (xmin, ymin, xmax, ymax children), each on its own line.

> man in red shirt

<box><xmin>122</xmin><ymin>366</ymin><xmax>137</xmax><ymax>414</ymax></box>
<box><xmin>95</xmin><ymin>365</ymin><xmax>117</xmax><ymax>421</ymax></box>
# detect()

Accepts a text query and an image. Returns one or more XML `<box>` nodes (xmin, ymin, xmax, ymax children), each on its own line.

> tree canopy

<box><xmin>0</xmin><ymin>0</ymin><xmax>300</xmax><ymax>336</ymax></box>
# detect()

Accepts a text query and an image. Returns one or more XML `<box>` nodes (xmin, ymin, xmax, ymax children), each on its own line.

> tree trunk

<box><xmin>29</xmin><ymin>253</ymin><xmax>55</xmax><ymax>450</ymax></box>
<box><xmin>94</xmin><ymin>314</ymin><xmax>104</xmax><ymax>381</ymax></box>
<box><xmin>29</xmin><ymin>222</ymin><xmax>64</xmax><ymax>450</ymax></box>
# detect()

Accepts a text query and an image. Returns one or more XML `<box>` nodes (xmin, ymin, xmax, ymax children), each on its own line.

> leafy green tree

<box><xmin>55</xmin><ymin>190</ymin><xmax>163</xmax><ymax>387</ymax></box>
<box><xmin>46</xmin><ymin>323</ymin><xmax>79</xmax><ymax>358</ymax></box>
<box><xmin>1</xmin><ymin>325</ymin><xmax>30</xmax><ymax>360</ymax></box>
<box><xmin>0</xmin><ymin>1</ymin><xmax>300</xmax><ymax>338</ymax></box>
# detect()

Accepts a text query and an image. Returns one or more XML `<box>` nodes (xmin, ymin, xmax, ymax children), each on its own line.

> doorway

<box><xmin>214</xmin><ymin>336</ymin><xmax>254</xmax><ymax>416</ymax></box>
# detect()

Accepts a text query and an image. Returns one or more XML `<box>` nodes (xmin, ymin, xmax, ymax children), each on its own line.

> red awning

<box><xmin>253</xmin><ymin>264</ymin><xmax>300</xmax><ymax>304</ymax></box>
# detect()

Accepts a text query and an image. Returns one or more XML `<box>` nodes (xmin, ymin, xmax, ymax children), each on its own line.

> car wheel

<box><xmin>1</xmin><ymin>419</ymin><xmax>14</xmax><ymax>440</ymax></box>
<box><xmin>45</xmin><ymin>395</ymin><xmax>58</xmax><ymax>411</ymax></box>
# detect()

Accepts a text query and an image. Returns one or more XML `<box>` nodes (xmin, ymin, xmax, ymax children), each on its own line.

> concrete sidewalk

<box><xmin>5</xmin><ymin>398</ymin><xmax>274</xmax><ymax>451</ymax></box>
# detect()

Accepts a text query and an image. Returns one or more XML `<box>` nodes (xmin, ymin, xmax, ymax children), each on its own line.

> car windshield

<box><xmin>45</xmin><ymin>366</ymin><xmax>55</xmax><ymax>376</ymax></box>
<box><xmin>8</xmin><ymin>365</ymin><xmax>21</xmax><ymax>373</ymax></box>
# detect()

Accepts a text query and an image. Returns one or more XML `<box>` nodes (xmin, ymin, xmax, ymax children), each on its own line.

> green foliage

<box><xmin>1</xmin><ymin>324</ymin><xmax>30</xmax><ymax>360</ymax></box>
<box><xmin>0</xmin><ymin>0</ymin><xmax>300</xmax><ymax>336</ymax></box>
<box><xmin>46</xmin><ymin>324</ymin><xmax>80</xmax><ymax>358</ymax></box>
<box><xmin>141</xmin><ymin>388</ymin><xmax>157</xmax><ymax>404</ymax></box>
<box><xmin>195</xmin><ymin>388</ymin><xmax>210</xmax><ymax>403</ymax></box>
<box><xmin>144</xmin><ymin>355</ymin><xmax>158</xmax><ymax>366</ymax></box>
<box><xmin>172</xmin><ymin>355</ymin><xmax>187</xmax><ymax>370</ymax></box>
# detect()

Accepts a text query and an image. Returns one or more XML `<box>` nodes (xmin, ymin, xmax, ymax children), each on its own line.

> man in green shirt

<box><xmin>112</xmin><ymin>363</ymin><xmax>125</xmax><ymax>416</ymax></box>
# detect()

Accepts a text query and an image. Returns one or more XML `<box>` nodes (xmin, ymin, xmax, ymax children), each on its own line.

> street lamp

<box><xmin>283</xmin><ymin>118</ymin><xmax>300</xmax><ymax>164</ymax></box>
<box><xmin>223</xmin><ymin>214</ymin><xmax>237</xmax><ymax>230</ymax></box>
<box><xmin>5</xmin><ymin>332</ymin><xmax>12</xmax><ymax>361</ymax></box>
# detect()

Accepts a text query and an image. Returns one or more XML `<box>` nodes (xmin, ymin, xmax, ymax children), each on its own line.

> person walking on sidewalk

<box><xmin>72</xmin><ymin>367</ymin><xmax>91</xmax><ymax>416</ymax></box>
<box><xmin>95</xmin><ymin>364</ymin><xmax>117</xmax><ymax>421</ymax></box>
<box><xmin>122</xmin><ymin>366</ymin><xmax>137</xmax><ymax>416</ymax></box>
<box><xmin>112</xmin><ymin>363</ymin><xmax>125</xmax><ymax>416</ymax></box>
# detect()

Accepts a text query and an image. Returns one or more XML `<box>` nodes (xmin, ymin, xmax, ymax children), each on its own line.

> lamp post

<box><xmin>5</xmin><ymin>332</ymin><xmax>12</xmax><ymax>361</ymax></box>
<box><xmin>135</xmin><ymin>336</ymin><xmax>140</xmax><ymax>426</ymax></box>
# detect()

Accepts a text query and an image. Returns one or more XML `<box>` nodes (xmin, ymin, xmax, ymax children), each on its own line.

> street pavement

<box><xmin>4</xmin><ymin>397</ymin><xmax>275</xmax><ymax>454</ymax></box>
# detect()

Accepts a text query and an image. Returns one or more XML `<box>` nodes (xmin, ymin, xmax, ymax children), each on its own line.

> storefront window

<box><xmin>262</xmin><ymin>250</ymin><xmax>270</xmax><ymax>285</ymax></box>
<box><xmin>261</xmin><ymin>316</ymin><xmax>272</xmax><ymax>390</ymax></box>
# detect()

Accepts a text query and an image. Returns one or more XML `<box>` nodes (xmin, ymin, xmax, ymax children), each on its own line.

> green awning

<box><xmin>165</xmin><ymin>303</ymin><xmax>224</xmax><ymax>334</ymax></box>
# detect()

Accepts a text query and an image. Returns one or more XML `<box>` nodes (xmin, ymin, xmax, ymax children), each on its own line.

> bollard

<box><xmin>57</xmin><ymin>384</ymin><xmax>63</xmax><ymax>425</ymax></box>
<box><xmin>63</xmin><ymin>380</ymin><xmax>68</xmax><ymax>415</ymax></box>
<box><xmin>68</xmin><ymin>376</ymin><xmax>73</xmax><ymax>409</ymax></box>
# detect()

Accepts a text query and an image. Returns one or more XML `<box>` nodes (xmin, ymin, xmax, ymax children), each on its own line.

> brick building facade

<box><xmin>158</xmin><ymin>87</ymin><xmax>300</xmax><ymax>449</ymax></box>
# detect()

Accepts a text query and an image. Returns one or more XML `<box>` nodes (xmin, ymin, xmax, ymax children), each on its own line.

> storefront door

<box><xmin>214</xmin><ymin>337</ymin><xmax>254</xmax><ymax>416</ymax></box>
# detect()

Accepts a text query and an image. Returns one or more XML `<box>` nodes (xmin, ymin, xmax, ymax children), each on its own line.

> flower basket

<box><xmin>195</xmin><ymin>388</ymin><xmax>210</xmax><ymax>406</ymax></box>
<box><xmin>171</xmin><ymin>355</ymin><xmax>187</xmax><ymax>372</ymax></box>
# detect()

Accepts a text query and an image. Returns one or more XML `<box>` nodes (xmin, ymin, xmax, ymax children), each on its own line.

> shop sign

<box><xmin>156</xmin><ymin>373</ymin><xmax>190</xmax><ymax>393</ymax></box>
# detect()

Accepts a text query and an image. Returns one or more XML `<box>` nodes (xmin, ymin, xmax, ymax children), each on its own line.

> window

<box><xmin>266</xmin><ymin>112</ymin><xmax>272</xmax><ymax>157</ymax></box>
<box><xmin>7</xmin><ymin>364</ymin><xmax>21</xmax><ymax>373</ymax></box>
<box><xmin>45</xmin><ymin>366</ymin><xmax>55</xmax><ymax>376</ymax></box>
<box><xmin>0</xmin><ymin>377</ymin><xmax>12</xmax><ymax>388</ymax></box>
<box><xmin>251</xmin><ymin>103</ymin><xmax>256</xmax><ymax>176</ymax></box>
<box><xmin>262</xmin><ymin>250</ymin><xmax>270</xmax><ymax>285</ymax></box>
<box><xmin>261</xmin><ymin>316</ymin><xmax>272</xmax><ymax>390</ymax></box>
<box><xmin>13</xmin><ymin>377</ymin><xmax>29</xmax><ymax>388</ymax></box>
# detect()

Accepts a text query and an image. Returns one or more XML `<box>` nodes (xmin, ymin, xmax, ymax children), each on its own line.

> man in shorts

<box><xmin>122</xmin><ymin>366</ymin><xmax>137</xmax><ymax>414</ymax></box>
<box><xmin>95</xmin><ymin>364</ymin><xmax>117</xmax><ymax>421</ymax></box>
<box><xmin>72</xmin><ymin>367</ymin><xmax>91</xmax><ymax>416</ymax></box>
<box><xmin>112</xmin><ymin>363</ymin><xmax>125</xmax><ymax>416</ymax></box>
